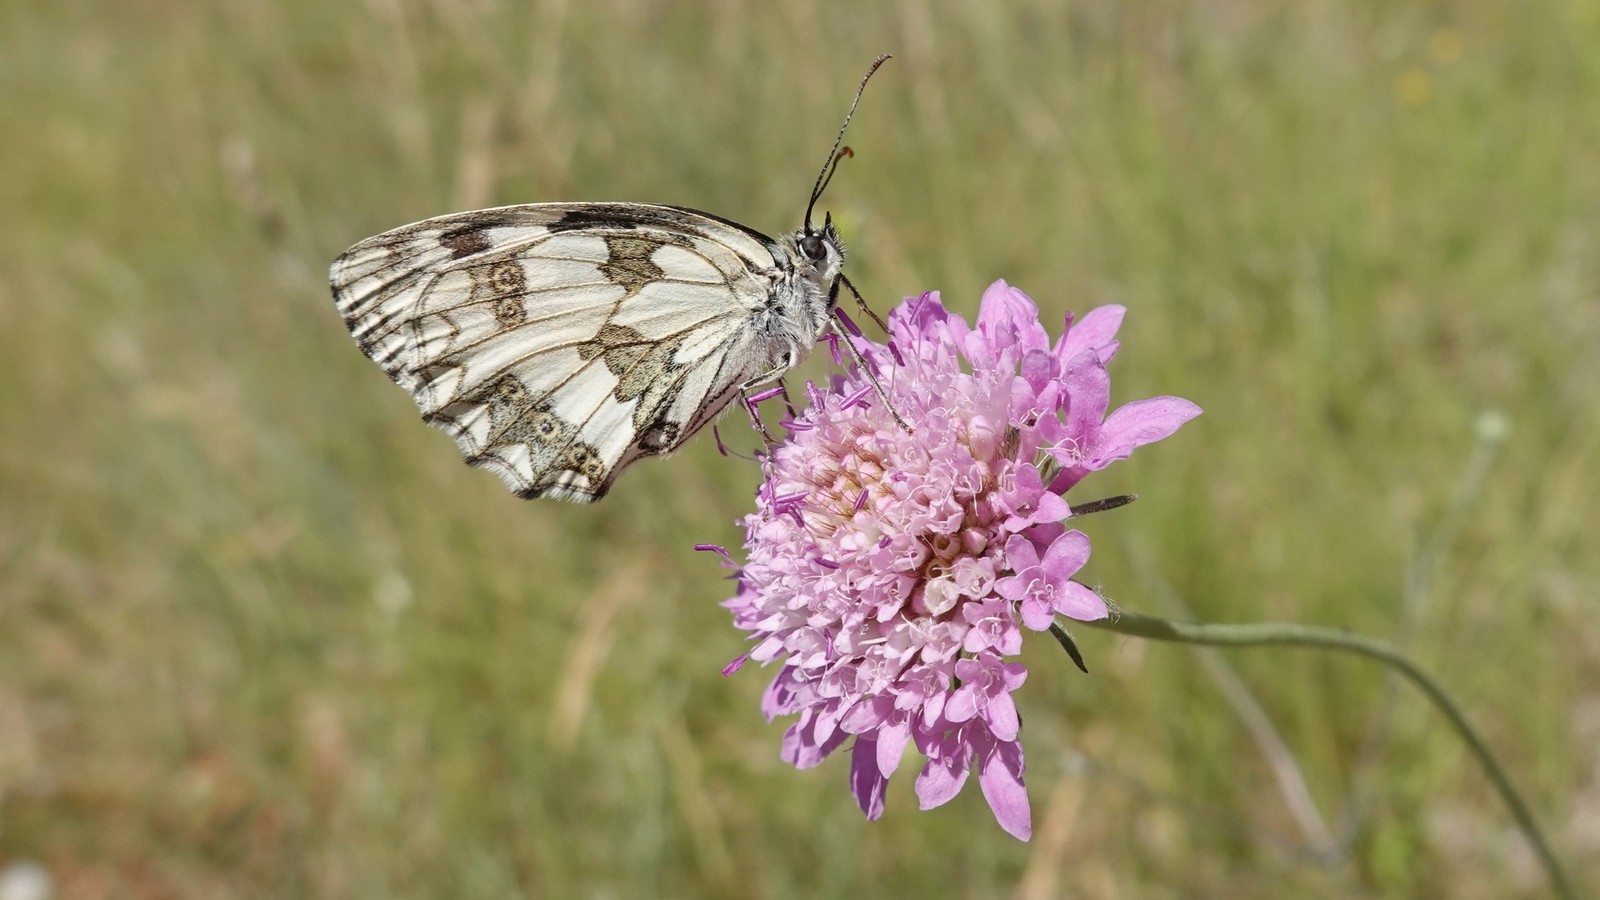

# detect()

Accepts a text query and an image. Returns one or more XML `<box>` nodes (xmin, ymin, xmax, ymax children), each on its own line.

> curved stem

<box><xmin>1079</xmin><ymin>610</ymin><xmax>1576</xmax><ymax>900</ymax></box>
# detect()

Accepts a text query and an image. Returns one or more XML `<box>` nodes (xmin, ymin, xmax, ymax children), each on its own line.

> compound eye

<box><xmin>800</xmin><ymin>232</ymin><xmax>828</xmax><ymax>261</ymax></box>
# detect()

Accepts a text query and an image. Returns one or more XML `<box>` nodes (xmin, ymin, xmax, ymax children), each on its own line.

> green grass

<box><xmin>3</xmin><ymin>0</ymin><xmax>1599</xmax><ymax>896</ymax></box>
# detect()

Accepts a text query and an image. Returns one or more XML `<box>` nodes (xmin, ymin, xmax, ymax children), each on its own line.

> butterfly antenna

<box><xmin>813</xmin><ymin>147</ymin><xmax>854</xmax><ymax>211</ymax></box>
<box><xmin>805</xmin><ymin>53</ymin><xmax>892</xmax><ymax>232</ymax></box>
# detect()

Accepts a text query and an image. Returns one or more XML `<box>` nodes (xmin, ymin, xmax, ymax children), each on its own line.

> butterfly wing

<box><xmin>331</xmin><ymin>202</ymin><xmax>783</xmax><ymax>502</ymax></box>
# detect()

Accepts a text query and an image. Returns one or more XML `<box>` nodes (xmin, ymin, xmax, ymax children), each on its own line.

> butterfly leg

<box><xmin>739</xmin><ymin>368</ymin><xmax>791</xmax><ymax>448</ymax></box>
<box><xmin>827</xmin><ymin>309</ymin><xmax>915</xmax><ymax>434</ymax></box>
<box><xmin>778</xmin><ymin>381</ymin><xmax>799</xmax><ymax>420</ymax></box>
<box><xmin>838</xmin><ymin>272</ymin><xmax>892</xmax><ymax>335</ymax></box>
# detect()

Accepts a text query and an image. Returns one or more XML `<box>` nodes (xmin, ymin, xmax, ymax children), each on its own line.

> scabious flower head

<box><xmin>709</xmin><ymin>281</ymin><xmax>1200</xmax><ymax>840</ymax></box>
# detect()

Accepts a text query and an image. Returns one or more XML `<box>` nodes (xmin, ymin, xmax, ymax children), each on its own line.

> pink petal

<box><xmin>945</xmin><ymin>682</ymin><xmax>980</xmax><ymax>723</ymax></box>
<box><xmin>1019</xmin><ymin>597</ymin><xmax>1056</xmax><ymax>631</ymax></box>
<box><xmin>993</xmin><ymin>574</ymin><xmax>1027</xmax><ymax>601</ymax></box>
<box><xmin>977</xmin><ymin>279</ymin><xmax>1018</xmax><ymax>327</ymax></box>
<box><xmin>779</xmin><ymin>720</ymin><xmax>809</xmax><ymax>767</ymax></box>
<box><xmin>979</xmin><ymin>739</ymin><xmax>1033</xmax><ymax>841</ymax></box>
<box><xmin>762</xmin><ymin>668</ymin><xmax>799</xmax><ymax>720</ymax></box>
<box><xmin>938</xmin><ymin>304</ymin><xmax>974</xmax><ymax>356</ymax></box>
<box><xmin>783</xmin><ymin>710</ymin><xmax>848</xmax><ymax>769</ymax></box>
<box><xmin>1090</xmin><ymin>396</ymin><xmax>1203</xmax><ymax>465</ymax></box>
<box><xmin>1055</xmin><ymin>304</ymin><xmax>1125</xmax><ymax>366</ymax></box>
<box><xmin>1055</xmin><ymin>581</ymin><xmax>1109</xmax><ymax>621</ymax></box>
<box><xmin>1002</xmin><ymin>534</ymin><xmax>1041</xmax><ymax>572</ymax></box>
<box><xmin>1030</xmin><ymin>491</ymin><xmax>1071</xmax><ymax>524</ymax></box>
<box><xmin>1040</xmin><ymin>529</ymin><xmax>1091</xmax><ymax>577</ymax></box>
<box><xmin>877</xmin><ymin>718</ymin><xmax>911</xmax><ymax>777</ymax></box>
<box><xmin>985</xmin><ymin>690</ymin><xmax>1020</xmax><ymax>742</ymax></box>
<box><xmin>1024</xmin><ymin>522</ymin><xmax>1066</xmax><ymax>546</ymax></box>
<box><xmin>840</xmin><ymin>695</ymin><xmax>888</xmax><ymax>734</ymax></box>
<box><xmin>1020</xmin><ymin>348</ymin><xmax>1054</xmax><ymax>393</ymax></box>
<box><xmin>850</xmin><ymin>738</ymin><xmax>888</xmax><ymax>820</ymax></box>
<box><xmin>915</xmin><ymin>754</ymin><xmax>970</xmax><ymax>810</ymax></box>
<box><xmin>1059</xmin><ymin>354</ymin><xmax>1111</xmax><ymax>450</ymax></box>
<box><xmin>892</xmin><ymin>291</ymin><xmax>954</xmax><ymax>349</ymax></box>
<box><xmin>993</xmin><ymin>282</ymin><xmax>1050</xmax><ymax>354</ymax></box>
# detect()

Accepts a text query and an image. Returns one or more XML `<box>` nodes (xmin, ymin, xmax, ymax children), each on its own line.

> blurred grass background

<box><xmin>3</xmin><ymin>0</ymin><xmax>1599</xmax><ymax>896</ymax></box>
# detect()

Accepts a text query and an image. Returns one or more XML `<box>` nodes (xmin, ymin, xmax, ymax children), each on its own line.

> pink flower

<box><xmin>708</xmin><ymin>281</ymin><xmax>1200</xmax><ymax>840</ymax></box>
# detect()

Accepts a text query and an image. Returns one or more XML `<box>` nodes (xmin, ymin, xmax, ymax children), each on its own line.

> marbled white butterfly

<box><xmin>330</xmin><ymin>57</ymin><xmax>891</xmax><ymax>502</ymax></box>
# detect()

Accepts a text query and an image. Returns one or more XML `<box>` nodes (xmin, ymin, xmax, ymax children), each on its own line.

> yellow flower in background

<box><xmin>1396</xmin><ymin>67</ymin><xmax>1433</xmax><ymax>107</ymax></box>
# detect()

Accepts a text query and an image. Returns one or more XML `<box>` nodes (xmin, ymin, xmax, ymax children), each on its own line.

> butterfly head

<box><xmin>794</xmin><ymin>212</ymin><xmax>847</xmax><ymax>284</ymax></box>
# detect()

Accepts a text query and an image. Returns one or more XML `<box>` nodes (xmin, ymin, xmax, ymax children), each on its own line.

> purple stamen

<box><xmin>779</xmin><ymin>419</ymin><xmax>813</xmax><ymax>432</ymax></box>
<box><xmin>772</xmin><ymin>489</ymin><xmax>808</xmax><ymax>526</ymax></box>
<box><xmin>713</xmin><ymin>424</ymin><xmax>731</xmax><ymax>457</ymax></box>
<box><xmin>887</xmin><ymin>340</ymin><xmax>906</xmax><ymax>366</ymax></box>
<box><xmin>853</xmin><ymin>487</ymin><xmax>869</xmax><ymax>511</ymax></box>
<box><xmin>833</xmin><ymin>306</ymin><xmax>864</xmax><ymax>337</ymax></box>
<box><xmin>722</xmin><ymin>653</ymin><xmax>749</xmax><ymax>676</ymax></box>
<box><xmin>806</xmin><ymin>381</ymin><xmax>825</xmax><ymax>409</ymax></box>
<box><xmin>694</xmin><ymin>543</ymin><xmax>733</xmax><ymax>561</ymax></box>
<box><xmin>821</xmin><ymin>332</ymin><xmax>845</xmax><ymax>365</ymax></box>
<box><xmin>747</xmin><ymin>385</ymin><xmax>786</xmax><ymax>405</ymax></box>
<box><xmin>840</xmin><ymin>386</ymin><xmax>873</xmax><ymax>410</ymax></box>
<box><xmin>813</xmin><ymin>557</ymin><xmax>841</xmax><ymax>570</ymax></box>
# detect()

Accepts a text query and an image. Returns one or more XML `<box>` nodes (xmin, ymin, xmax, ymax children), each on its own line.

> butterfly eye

<box><xmin>800</xmin><ymin>233</ymin><xmax>828</xmax><ymax>262</ymax></box>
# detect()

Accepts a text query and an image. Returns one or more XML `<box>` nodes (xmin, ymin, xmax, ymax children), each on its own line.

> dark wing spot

<box><xmin>598</xmin><ymin>235</ymin><xmax>666</xmax><ymax>294</ymax></box>
<box><xmin>566</xmin><ymin>444</ymin><xmax>609</xmax><ymax>481</ymax></box>
<box><xmin>492</xmin><ymin>296</ymin><xmax>525</xmax><ymax>326</ymax></box>
<box><xmin>577</xmin><ymin>323</ymin><xmax>647</xmax><ymax>362</ymax></box>
<box><xmin>575</xmin><ymin>324</ymin><xmax>684</xmax><ymax>404</ymax></box>
<box><xmin>465</xmin><ymin>261</ymin><xmax>529</xmax><ymax>325</ymax></box>
<box><xmin>487</xmin><ymin>261</ymin><xmax>525</xmax><ymax>294</ymax></box>
<box><xmin>546</xmin><ymin>206</ymin><xmax>640</xmax><ymax>233</ymax></box>
<box><xmin>440</xmin><ymin>226</ymin><xmax>493</xmax><ymax>258</ymax></box>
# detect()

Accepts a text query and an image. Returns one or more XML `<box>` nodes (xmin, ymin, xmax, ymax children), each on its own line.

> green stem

<box><xmin>1079</xmin><ymin>610</ymin><xmax>1575</xmax><ymax>900</ymax></box>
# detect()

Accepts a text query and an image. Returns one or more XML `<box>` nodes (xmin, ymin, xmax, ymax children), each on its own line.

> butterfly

<box><xmin>330</xmin><ymin>57</ymin><xmax>891</xmax><ymax>503</ymax></box>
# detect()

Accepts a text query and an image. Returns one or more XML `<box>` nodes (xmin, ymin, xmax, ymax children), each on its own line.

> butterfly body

<box><xmin>331</xmin><ymin>202</ymin><xmax>846</xmax><ymax>502</ymax></box>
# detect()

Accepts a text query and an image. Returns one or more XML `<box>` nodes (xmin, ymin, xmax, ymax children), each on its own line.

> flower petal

<box><xmin>1090</xmin><ymin>396</ymin><xmax>1203</xmax><ymax>466</ymax></box>
<box><xmin>850</xmin><ymin>738</ymin><xmax>888</xmax><ymax>820</ymax></box>
<box><xmin>978</xmin><ymin>281</ymin><xmax>1050</xmax><ymax>355</ymax></box>
<box><xmin>979</xmin><ymin>737</ymin><xmax>1033</xmax><ymax>841</ymax></box>
<box><xmin>1057</xmin><ymin>354</ymin><xmax>1111</xmax><ymax>457</ymax></box>
<box><xmin>1002</xmin><ymin>534</ymin><xmax>1041</xmax><ymax>572</ymax></box>
<box><xmin>916</xmin><ymin>752</ymin><xmax>970</xmax><ymax>810</ymax></box>
<box><xmin>1055</xmin><ymin>581</ymin><xmax>1109</xmax><ymax>621</ymax></box>
<box><xmin>1019</xmin><ymin>597</ymin><xmax>1056</xmax><ymax>631</ymax></box>
<box><xmin>945</xmin><ymin>682</ymin><xmax>980</xmax><ymax>723</ymax></box>
<box><xmin>985</xmin><ymin>689</ymin><xmax>1021</xmax><ymax>741</ymax></box>
<box><xmin>840</xmin><ymin>694</ymin><xmax>889</xmax><ymax>734</ymax></box>
<box><xmin>877</xmin><ymin>717</ymin><xmax>911</xmax><ymax>777</ymax></box>
<box><xmin>1040</xmin><ymin>529</ymin><xmax>1091</xmax><ymax>578</ymax></box>
<box><xmin>1020</xmin><ymin>348</ymin><xmax>1054</xmax><ymax>394</ymax></box>
<box><xmin>1055</xmin><ymin>304</ymin><xmax>1125</xmax><ymax>366</ymax></box>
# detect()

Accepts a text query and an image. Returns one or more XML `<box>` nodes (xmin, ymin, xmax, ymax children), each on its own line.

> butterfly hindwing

<box><xmin>331</xmin><ymin>203</ymin><xmax>785</xmax><ymax>502</ymax></box>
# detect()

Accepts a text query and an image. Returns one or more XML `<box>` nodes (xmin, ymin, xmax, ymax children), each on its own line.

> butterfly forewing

<box><xmin>331</xmin><ymin>203</ymin><xmax>788</xmax><ymax>502</ymax></box>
